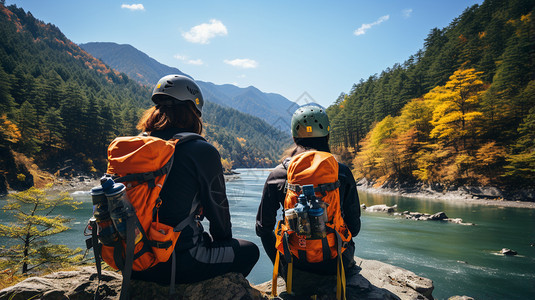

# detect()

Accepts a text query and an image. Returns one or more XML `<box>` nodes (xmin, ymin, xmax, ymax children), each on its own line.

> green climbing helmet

<box><xmin>151</xmin><ymin>74</ymin><xmax>204</xmax><ymax>116</ymax></box>
<box><xmin>291</xmin><ymin>104</ymin><xmax>330</xmax><ymax>138</ymax></box>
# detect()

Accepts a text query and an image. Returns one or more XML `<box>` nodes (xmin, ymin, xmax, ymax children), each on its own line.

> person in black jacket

<box><xmin>256</xmin><ymin>104</ymin><xmax>361</xmax><ymax>280</ymax></box>
<box><xmin>131</xmin><ymin>74</ymin><xmax>259</xmax><ymax>284</ymax></box>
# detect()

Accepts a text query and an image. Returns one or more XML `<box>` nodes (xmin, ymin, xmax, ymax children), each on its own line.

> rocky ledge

<box><xmin>0</xmin><ymin>256</ymin><xmax>434</xmax><ymax>300</ymax></box>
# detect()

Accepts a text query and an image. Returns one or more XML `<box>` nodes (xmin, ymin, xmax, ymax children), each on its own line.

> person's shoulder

<box><xmin>178</xmin><ymin>136</ymin><xmax>220</xmax><ymax>156</ymax></box>
<box><xmin>337</xmin><ymin>162</ymin><xmax>355</xmax><ymax>182</ymax></box>
<box><xmin>337</xmin><ymin>162</ymin><xmax>352</xmax><ymax>174</ymax></box>
<box><xmin>267</xmin><ymin>163</ymin><xmax>287</xmax><ymax>181</ymax></box>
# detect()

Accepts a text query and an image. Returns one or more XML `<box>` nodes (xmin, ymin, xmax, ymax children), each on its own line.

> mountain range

<box><xmin>0</xmin><ymin>2</ymin><xmax>292</xmax><ymax>191</ymax></box>
<box><xmin>80</xmin><ymin>42</ymin><xmax>298</xmax><ymax>125</ymax></box>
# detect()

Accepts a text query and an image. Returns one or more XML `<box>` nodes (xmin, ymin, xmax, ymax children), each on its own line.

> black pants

<box><xmin>132</xmin><ymin>237</ymin><xmax>259</xmax><ymax>285</ymax></box>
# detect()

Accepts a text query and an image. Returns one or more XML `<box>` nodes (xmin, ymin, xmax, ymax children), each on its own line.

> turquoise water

<box><xmin>1</xmin><ymin>168</ymin><xmax>534</xmax><ymax>299</ymax></box>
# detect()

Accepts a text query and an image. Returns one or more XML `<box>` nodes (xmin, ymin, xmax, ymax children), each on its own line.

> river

<box><xmin>1</xmin><ymin>168</ymin><xmax>534</xmax><ymax>299</ymax></box>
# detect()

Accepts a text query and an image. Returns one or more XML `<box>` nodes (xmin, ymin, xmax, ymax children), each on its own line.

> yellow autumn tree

<box><xmin>427</xmin><ymin>68</ymin><xmax>486</xmax><ymax>151</ymax></box>
<box><xmin>353</xmin><ymin>116</ymin><xmax>396</xmax><ymax>183</ymax></box>
<box><xmin>0</xmin><ymin>114</ymin><xmax>21</xmax><ymax>145</ymax></box>
<box><xmin>414</xmin><ymin>68</ymin><xmax>488</xmax><ymax>184</ymax></box>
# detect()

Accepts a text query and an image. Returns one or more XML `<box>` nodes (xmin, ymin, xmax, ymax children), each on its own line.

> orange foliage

<box><xmin>1</xmin><ymin>115</ymin><xmax>22</xmax><ymax>144</ymax></box>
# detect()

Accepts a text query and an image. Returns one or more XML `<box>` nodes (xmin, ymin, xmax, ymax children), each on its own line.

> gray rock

<box><xmin>429</xmin><ymin>212</ymin><xmax>448</xmax><ymax>220</ymax></box>
<box><xmin>399</xmin><ymin>211</ymin><xmax>474</xmax><ymax>225</ymax></box>
<box><xmin>254</xmin><ymin>256</ymin><xmax>434</xmax><ymax>300</ymax></box>
<box><xmin>1</xmin><ymin>258</ymin><xmax>435</xmax><ymax>300</ymax></box>
<box><xmin>357</xmin><ymin>178</ymin><xmax>370</xmax><ymax>187</ymax></box>
<box><xmin>448</xmin><ymin>296</ymin><xmax>474</xmax><ymax>300</ymax></box>
<box><xmin>0</xmin><ymin>267</ymin><xmax>122</xmax><ymax>300</ymax></box>
<box><xmin>366</xmin><ymin>204</ymin><xmax>397</xmax><ymax>213</ymax></box>
<box><xmin>501</xmin><ymin>248</ymin><xmax>518</xmax><ymax>256</ymax></box>
<box><xmin>0</xmin><ymin>267</ymin><xmax>264</xmax><ymax>300</ymax></box>
<box><xmin>356</xmin><ymin>257</ymin><xmax>433</xmax><ymax>300</ymax></box>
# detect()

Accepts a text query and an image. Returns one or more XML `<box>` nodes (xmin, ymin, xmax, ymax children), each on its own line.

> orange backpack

<box><xmin>272</xmin><ymin>150</ymin><xmax>351</xmax><ymax>299</ymax></box>
<box><xmin>86</xmin><ymin>132</ymin><xmax>204</xmax><ymax>300</ymax></box>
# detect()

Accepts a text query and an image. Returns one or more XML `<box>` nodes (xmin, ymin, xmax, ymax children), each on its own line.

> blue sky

<box><xmin>6</xmin><ymin>0</ymin><xmax>482</xmax><ymax>107</ymax></box>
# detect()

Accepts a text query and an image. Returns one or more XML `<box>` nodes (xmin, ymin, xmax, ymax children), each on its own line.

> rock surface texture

<box><xmin>254</xmin><ymin>256</ymin><xmax>434</xmax><ymax>300</ymax></box>
<box><xmin>0</xmin><ymin>257</ymin><xmax>434</xmax><ymax>300</ymax></box>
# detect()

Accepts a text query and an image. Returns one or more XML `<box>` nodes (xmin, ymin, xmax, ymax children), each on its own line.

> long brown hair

<box><xmin>137</xmin><ymin>100</ymin><xmax>203</xmax><ymax>134</ymax></box>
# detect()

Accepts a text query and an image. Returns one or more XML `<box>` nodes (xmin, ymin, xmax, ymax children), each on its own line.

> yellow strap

<box><xmin>272</xmin><ymin>251</ymin><xmax>280</xmax><ymax>297</ymax></box>
<box><xmin>336</xmin><ymin>261</ymin><xmax>341</xmax><ymax>300</ymax></box>
<box><xmin>336</xmin><ymin>254</ymin><xmax>347</xmax><ymax>300</ymax></box>
<box><xmin>287</xmin><ymin>256</ymin><xmax>293</xmax><ymax>294</ymax></box>
<box><xmin>340</xmin><ymin>255</ymin><xmax>346</xmax><ymax>300</ymax></box>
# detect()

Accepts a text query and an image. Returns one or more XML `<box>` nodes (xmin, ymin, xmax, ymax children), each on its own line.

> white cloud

<box><xmin>174</xmin><ymin>54</ymin><xmax>204</xmax><ymax>65</ymax></box>
<box><xmin>182</xmin><ymin>19</ymin><xmax>228</xmax><ymax>44</ymax></box>
<box><xmin>187</xmin><ymin>59</ymin><xmax>204</xmax><ymax>65</ymax></box>
<box><xmin>237</xmin><ymin>74</ymin><xmax>246</xmax><ymax>78</ymax></box>
<box><xmin>174</xmin><ymin>54</ymin><xmax>188</xmax><ymax>61</ymax></box>
<box><xmin>402</xmin><ymin>9</ymin><xmax>413</xmax><ymax>19</ymax></box>
<box><xmin>354</xmin><ymin>15</ymin><xmax>390</xmax><ymax>36</ymax></box>
<box><xmin>224</xmin><ymin>58</ymin><xmax>258</xmax><ymax>69</ymax></box>
<box><xmin>121</xmin><ymin>4</ymin><xmax>145</xmax><ymax>11</ymax></box>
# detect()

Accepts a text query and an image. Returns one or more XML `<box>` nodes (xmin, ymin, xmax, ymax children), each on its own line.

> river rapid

<box><xmin>1</xmin><ymin>168</ymin><xmax>534</xmax><ymax>299</ymax></box>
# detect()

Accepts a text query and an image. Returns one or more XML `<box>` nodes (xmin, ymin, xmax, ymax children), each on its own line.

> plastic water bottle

<box><xmin>309</xmin><ymin>200</ymin><xmax>327</xmax><ymax>239</ymax></box>
<box><xmin>294</xmin><ymin>194</ymin><xmax>311</xmax><ymax>238</ymax></box>
<box><xmin>103</xmin><ymin>178</ymin><xmax>129</xmax><ymax>239</ymax></box>
<box><xmin>90</xmin><ymin>184</ymin><xmax>118</xmax><ymax>245</ymax></box>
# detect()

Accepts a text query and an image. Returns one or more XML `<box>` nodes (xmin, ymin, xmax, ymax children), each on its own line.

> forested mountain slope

<box><xmin>79</xmin><ymin>42</ymin><xmax>189</xmax><ymax>85</ymax></box>
<box><xmin>79</xmin><ymin>42</ymin><xmax>297</xmax><ymax>125</ymax></box>
<box><xmin>0</xmin><ymin>3</ymin><xmax>291</xmax><ymax>192</ymax></box>
<box><xmin>327</xmin><ymin>0</ymin><xmax>534</xmax><ymax>190</ymax></box>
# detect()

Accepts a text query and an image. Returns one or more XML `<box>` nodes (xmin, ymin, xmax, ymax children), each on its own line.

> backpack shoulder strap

<box><xmin>172</xmin><ymin>132</ymin><xmax>206</xmax><ymax>145</ymax></box>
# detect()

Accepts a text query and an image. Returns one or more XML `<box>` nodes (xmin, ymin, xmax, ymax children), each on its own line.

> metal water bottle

<box><xmin>90</xmin><ymin>183</ymin><xmax>118</xmax><ymax>245</ymax></box>
<box><xmin>285</xmin><ymin>208</ymin><xmax>298</xmax><ymax>232</ymax></box>
<box><xmin>294</xmin><ymin>194</ymin><xmax>311</xmax><ymax>238</ymax></box>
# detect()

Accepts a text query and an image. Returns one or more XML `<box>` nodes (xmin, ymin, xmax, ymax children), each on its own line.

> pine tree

<box><xmin>0</xmin><ymin>186</ymin><xmax>82</xmax><ymax>274</ymax></box>
<box><xmin>15</xmin><ymin>100</ymin><xmax>42</xmax><ymax>155</ymax></box>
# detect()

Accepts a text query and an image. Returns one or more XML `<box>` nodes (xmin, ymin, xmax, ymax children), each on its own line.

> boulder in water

<box><xmin>365</xmin><ymin>204</ymin><xmax>397</xmax><ymax>213</ymax></box>
<box><xmin>501</xmin><ymin>248</ymin><xmax>518</xmax><ymax>256</ymax></box>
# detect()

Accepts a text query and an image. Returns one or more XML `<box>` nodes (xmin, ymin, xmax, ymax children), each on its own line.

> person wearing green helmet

<box><xmin>290</xmin><ymin>104</ymin><xmax>331</xmax><ymax>139</ymax></box>
<box><xmin>256</xmin><ymin>104</ymin><xmax>362</xmax><ymax>291</ymax></box>
<box><xmin>131</xmin><ymin>74</ymin><xmax>259</xmax><ymax>285</ymax></box>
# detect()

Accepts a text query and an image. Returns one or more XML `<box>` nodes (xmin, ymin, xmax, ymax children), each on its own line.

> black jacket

<box><xmin>151</xmin><ymin>128</ymin><xmax>232</xmax><ymax>250</ymax></box>
<box><xmin>256</xmin><ymin>157</ymin><xmax>361</xmax><ymax>240</ymax></box>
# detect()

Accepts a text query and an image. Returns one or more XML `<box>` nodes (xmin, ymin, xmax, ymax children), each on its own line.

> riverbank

<box><xmin>357</xmin><ymin>178</ymin><xmax>535</xmax><ymax>209</ymax></box>
<box><xmin>42</xmin><ymin>172</ymin><xmax>242</xmax><ymax>195</ymax></box>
